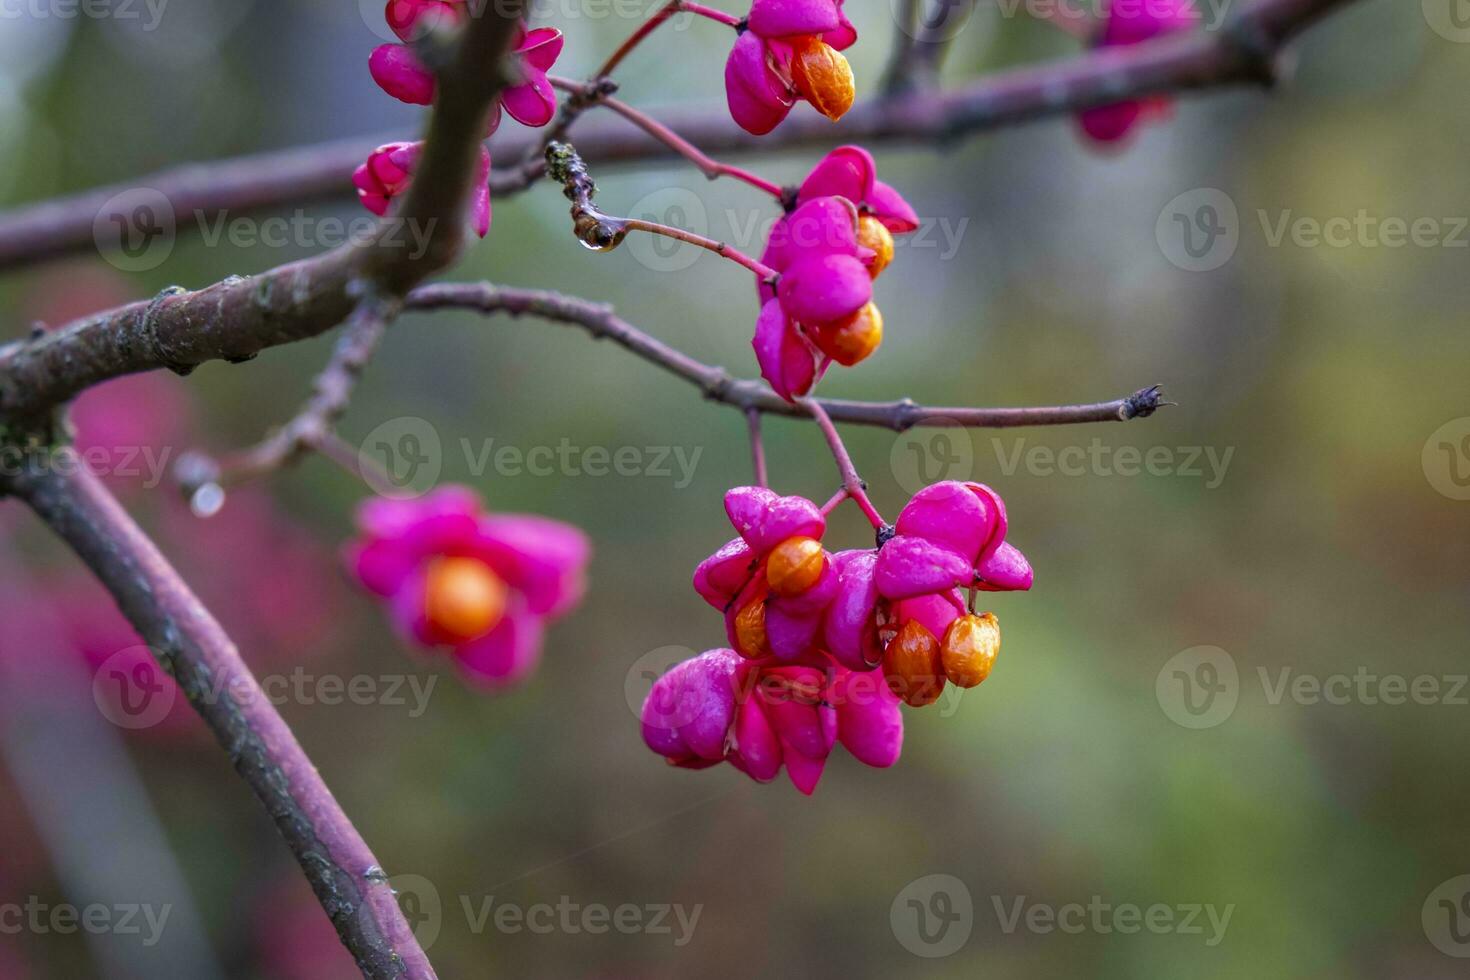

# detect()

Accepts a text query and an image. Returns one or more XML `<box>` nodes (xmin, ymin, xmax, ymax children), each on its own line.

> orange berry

<box><xmin>734</xmin><ymin>600</ymin><xmax>771</xmax><ymax>659</ymax></box>
<box><xmin>811</xmin><ymin>302</ymin><xmax>883</xmax><ymax>367</ymax></box>
<box><xmin>857</xmin><ymin>215</ymin><xmax>895</xmax><ymax>279</ymax></box>
<box><xmin>789</xmin><ymin>36</ymin><xmax>855</xmax><ymax>122</ymax></box>
<box><xmin>423</xmin><ymin>556</ymin><xmax>507</xmax><ymax>642</ymax></box>
<box><xmin>941</xmin><ymin>613</ymin><xmax>1000</xmax><ymax>689</ymax></box>
<box><xmin>766</xmin><ymin>536</ymin><xmax>825</xmax><ymax>597</ymax></box>
<box><xmin>883</xmin><ymin>618</ymin><xmax>945</xmax><ymax>707</ymax></box>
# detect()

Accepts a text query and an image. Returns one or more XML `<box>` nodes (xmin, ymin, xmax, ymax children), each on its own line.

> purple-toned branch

<box><xmin>595</xmin><ymin>0</ymin><xmax>741</xmax><ymax>79</ymax></box>
<box><xmin>747</xmin><ymin>409</ymin><xmax>769</xmax><ymax>489</ymax></box>
<box><xmin>3</xmin><ymin>451</ymin><xmax>435</xmax><ymax>979</ymax></box>
<box><xmin>404</xmin><ymin>282</ymin><xmax>1166</xmax><ymax>430</ymax></box>
<box><xmin>0</xmin><ymin>134</ymin><xmax>390</xmax><ymax>272</ymax></box>
<box><xmin>0</xmin><ymin>0</ymin><xmax>1361</xmax><ymax>273</ymax></box>
<box><xmin>546</xmin><ymin>78</ymin><xmax>786</xmax><ymax>198</ymax></box>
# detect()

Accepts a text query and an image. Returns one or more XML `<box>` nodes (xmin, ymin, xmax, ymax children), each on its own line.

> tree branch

<box><xmin>173</xmin><ymin>295</ymin><xmax>400</xmax><ymax>500</ymax></box>
<box><xmin>1</xmin><ymin>451</ymin><xmax>434</xmax><ymax>979</ymax></box>
<box><xmin>0</xmin><ymin>7</ymin><xmax>525</xmax><ymax>428</ymax></box>
<box><xmin>883</xmin><ymin>0</ymin><xmax>967</xmax><ymax>95</ymax></box>
<box><xmin>404</xmin><ymin>282</ymin><xmax>1166</xmax><ymax>430</ymax></box>
<box><xmin>0</xmin><ymin>0</ymin><xmax>1361</xmax><ymax>273</ymax></box>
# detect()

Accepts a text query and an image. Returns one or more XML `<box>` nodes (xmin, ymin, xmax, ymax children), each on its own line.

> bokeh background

<box><xmin>1</xmin><ymin>0</ymin><xmax>1468</xmax><ymax>976</ymax></box>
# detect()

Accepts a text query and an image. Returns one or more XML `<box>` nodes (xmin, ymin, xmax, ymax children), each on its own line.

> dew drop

<box><xmin>190</xmin><ymin>482</ymin><xmax>226</xmax><ymax>518</ymax></box>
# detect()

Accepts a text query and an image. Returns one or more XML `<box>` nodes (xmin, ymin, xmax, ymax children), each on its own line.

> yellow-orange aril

<box><xmin>790</xmin><ymin>36</ymin><xmax>855</xmax><ymax>122</ymax></box>
<box><xmin>424</xmin><ymin>556</ymin><xmax>507</xmax><ymax>641</ymax></box>
<box><xmin>811</xmin><ymin>302</ymin><xmax>883</xmax><ymax>367</ymax></box>
<box><xmin>766</xmin><ymin>536</ymin><xmax>825</xmax><ymax>597</ymax></box>
<box><xmin>941</xmin><ymin>612</ymin><xmax>1000</xmax><ymax>689</ymax></box>
<box><xmin>857</xmin><ymin>215</ymin><xmax>895</xmax><ymax>278</ymax></box>
<box><xmin>882</xmin><ymin>618</ymin><xmax>945</xmax><ymax>707</ymax></box>
<box><xmin>734</xmin><ymin>600</ymin><xmax>771</xmax><ymax>659</ymax></box>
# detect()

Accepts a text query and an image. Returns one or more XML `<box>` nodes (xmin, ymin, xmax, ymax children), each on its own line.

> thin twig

<box><xmin>596</xmin><ymin>0</ymin><xmax>741</xmax><ymax>79</ymax></box>
<box><xmin>174</xmin><ymin>295</ymin><xmax>400</xmax><ymax>498</ymax></box>
<box><xmin>544</xmin><ymin>142</ymin><xmax>777</xmax><ymax>279</ymax></box>
<box><xmin>747</xmin><ymin>408</ymin><xmax>768</xmax><ymax>489</ymax></box>
<box><xmin>802</xmin><ymin>397</ymin><xmax>887</xmax><ymax>528</ymax></box>
<box><xmin>576</xmin><ymin>86</ymin><xmax>786</xmax><ymax>199</ymax></box>
<box><xmin>404</xmin><ymin>282</ymin><xmax>1169</xmax><ymax>430</ymax></box>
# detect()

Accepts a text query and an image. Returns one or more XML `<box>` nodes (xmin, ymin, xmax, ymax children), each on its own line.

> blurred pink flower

<box><xmin>251</xmin><ymin>874</ymin><xmax>359</xmax><ymax>980</ymax></box>
<box><xmin>386</xmin><ymin>0</ymin><xmax>467</xmax><ymax>42</ymax></box>
<box><xmin>345</xmin><ymin>486</ymin><xmax>590</xmax><ymax>689</ymax></box>
<box><xmin>1078</xmin><ymin>0</ymin><xmax>1196</xmax><ymax>143</ymax></box>
<box><xmin>51</xmin><ymin>572</ymin><xmax>203</xmax><ymax>740</ymax></box>
<box><xmin>68</xmin><ymin>372</ymin><xmax>191</xmax><ymax>497</ymax></box>
<box><xmin>352</xmin><ymin>141</ymin><xmax>420</xmax><ymax>218</ymax></box>
<box><xmin>369</xmin><ymin>21</ymin><xmax>563</xmax><ymax>130</ymax></box>
<box><xmin>160</xmin><ymin>488</ymin><xmax>344</xmax><ymax>662</ymax></box>
<box><xmin>353</xmin><ymin>141</ymin><xmax>492</xmax><ymax>237</ymax></box>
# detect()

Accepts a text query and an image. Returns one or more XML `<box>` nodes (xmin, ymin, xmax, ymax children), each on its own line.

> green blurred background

<box><xmin>2</xmin><ymin>0</ymin><xmax>1468</xmax><ymax>976</ymax></box>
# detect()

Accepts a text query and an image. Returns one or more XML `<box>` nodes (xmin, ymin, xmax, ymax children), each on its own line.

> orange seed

<box><xmin>811</xmin><ymin>302</ymin><xmax>883</xmax><ymax>367</ymax></box>
<box><xmin>790</xmin><ymin>36</ymin><xmax>855</xmax><ymax>122</ymax></box>
<box><xmin>766</xmin><ymin>536</ymin><xmax>825</xmax><ymax>597</ymax></box>
<box><xmin>941</xmin><ymin>612</ymin><xmax>1000</xmax><ymax>689</ymax></box>
<box><xmin>424</xmin><ymin>556</ymin><xmax>507</xmax><ymax>642</ymax></box>
<box><xmin>883</xmin><ymin>618</ymin><xmax>945</xmax><ymax>707</ymax></box>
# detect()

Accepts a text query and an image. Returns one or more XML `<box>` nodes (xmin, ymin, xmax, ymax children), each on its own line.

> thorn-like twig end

<box><xmin>1122</xmin><ymin>384</ymin><xmax>1171</xmax><ymax>420</ymax></box>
